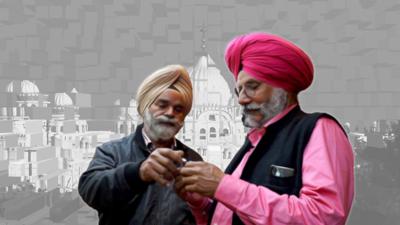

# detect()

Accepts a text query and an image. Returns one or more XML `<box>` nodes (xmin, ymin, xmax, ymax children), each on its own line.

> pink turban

<box><xmin>224</xmin><ymin>32</ymin><xmax>314</xmax><ymax>93</ymax></box>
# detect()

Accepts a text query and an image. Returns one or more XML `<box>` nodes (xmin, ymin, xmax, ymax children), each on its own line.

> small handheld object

<box><xmin>176</xmin><ymin>158</ymin><xmax>188</xmax><ymax>168</ymax></box>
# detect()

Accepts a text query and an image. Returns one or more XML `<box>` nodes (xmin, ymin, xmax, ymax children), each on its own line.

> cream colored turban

<box><xmin>136</xmin><ymin>65</ymin><xmax>193</xmax><ymax>117</ymax></box>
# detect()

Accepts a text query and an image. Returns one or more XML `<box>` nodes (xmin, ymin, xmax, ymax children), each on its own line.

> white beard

<box><xmin>144</xmin><ymin>110</ymin><xmax>183</xmax><ymax>141</ymax></box>
<box><xmin>241</xmin><ymin>88</ymin><xmax>288</xmax><ymax>128</ymax></box>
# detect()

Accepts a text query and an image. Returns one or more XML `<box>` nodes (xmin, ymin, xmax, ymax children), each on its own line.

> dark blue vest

<box><xmin>209</xmin><ymin>106</ymin><xmax>345</xmax><ymax>225</ymax></box>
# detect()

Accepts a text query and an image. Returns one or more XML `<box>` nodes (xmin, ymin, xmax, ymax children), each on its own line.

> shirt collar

<box><xmin>142</xmin><ymin>128</ymin><xmax>177</xmax><ymax>152</ymax></box>
<box><xmin>248</xmin><ymin>103</ymin><xmax>298</xmax><ymax>147</ymax></box>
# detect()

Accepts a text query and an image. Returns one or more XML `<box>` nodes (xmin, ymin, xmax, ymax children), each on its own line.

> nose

<box><xmin>164</xmin><ymin>106</ymin><xmax>175</xmax><ymax>118</ymax></box>
<box><xmin>238</xmin><ymin>92</ymin><xmax>252</xmax><ymax>105</ymax></box>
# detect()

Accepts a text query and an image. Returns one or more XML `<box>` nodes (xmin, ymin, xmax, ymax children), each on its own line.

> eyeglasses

<box><xmin>234</xmin><ymin>86</ymin><xmax>258</xmax><ymax>98</ymax></box>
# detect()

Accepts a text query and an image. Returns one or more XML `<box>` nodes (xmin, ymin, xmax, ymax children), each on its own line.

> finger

<box><xmin>174</xmin><ymin>176</ymin><xmax>185</xmax><ymax>192</ymax></box>
<box><xmin>174</xmin><ymin>182</ymin><xmax>186</xmax><ymax>197</ymax></box>
<box><xmin>183</xmin><ymin>183</ymin><xmax>200</xmax><ymax>194</ymax></box>
<box><xmin>174</xmin><ymin>150</ymin><xmax>184</xmax><ymax>158</ymax></box>
<box><xmin>146</xmin><ymin>168</ymin><xmax>168</xmax><ymax>185</ymax></box>
<box><xmin>151</xmin><ymin>152</ymin><xmax>179</xmax><ymax>175</ymax></box>
<box><xmin>153</xmin><ymin>149</ymin><xmax>181</xmax><ymax>167</ymax></box>
<box><xmin>173</xmin><ymin>184</ymin><xmax>183</xmax><ymax>196</ymax></box>
<box><xmin>175</xmin><ymin>175</ymin><xmax>182</xmax><ymax>185</ymax></box>
<box><xmin>180</xmin><ymin>176</ymin><xmax>200</xmax><ymax>186</ymax></box>
<box><xmin>183</xmin><ymin>161</ymin><xmax>207</xmax><ymax>168</ymax></box>
<box><xmin>147</xmin><ymin>160</ymin><xmax>175</xmax><ymax>181</ymax></box>
<box><xmin>179</xmin><ymin>166</ymin><xmax>202</xmax><ymax>177</ymax></box>
<box><xmin>159</xmin><ymin>149</ymin><xmax>184</xmax><ymax>164</ymax></box>
<box><xmin>174</xmin><ymin>175</ymin><xmax>196</xmax><ymax>197</ymax></box>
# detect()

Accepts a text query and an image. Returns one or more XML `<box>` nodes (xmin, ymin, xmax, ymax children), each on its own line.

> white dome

<box><xmin>54</xmin><ymin>93</ymin><xmax>73</xmax><ymax>106</ymax></box>
<box><xmin>21</xmin><ymin>80</ymin><xmax>39</xmax><ymax>93</ymax></box>
<box><xmin>6</xmin><ymin>81</ymin><xmax>14</xmax><ymax>92</ymax></box>
<box><xmin>6</xmin><ymin>80</ymin><xmax>40</xmax><ymax>93</ymax></box>
<box><xmin>71</xmin><ymin>88</ymin><xmax>78</xmax><ymax>93</ymax></box>
<box><xmin>190</xmin><ymin>55</ymin><xmax>232</xmax><ymax>106</ymax></box>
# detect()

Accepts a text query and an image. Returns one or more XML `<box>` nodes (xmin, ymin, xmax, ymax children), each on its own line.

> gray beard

<box><xmin>143</xmin><ymin>110</ymin><xmax>183</xmax><ymax>141</ymax></box>
<box><xmin>241</xmin><ymin>88</ymin><xmax>288</xmax><ymax>128</ymax></box>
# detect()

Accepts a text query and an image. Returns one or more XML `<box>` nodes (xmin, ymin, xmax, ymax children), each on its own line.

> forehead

<box><xmin>236</xmin><ymin>70</ymin><xmax>262</xmax><ymax>87</ymax></box>
<box><xmin>154</xmin><ymin>88</ymin><xmax>184</xmax><ymax>105</ymax></box>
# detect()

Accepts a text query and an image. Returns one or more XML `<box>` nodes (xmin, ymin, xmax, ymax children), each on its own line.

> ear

<box><xmin>286</xmin><ymin>92</ymin><xmax>298</xmax><ymax>106</ymax></box>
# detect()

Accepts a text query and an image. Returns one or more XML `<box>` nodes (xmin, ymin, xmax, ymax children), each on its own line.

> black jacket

<box><xmin>78</xmin><ymin>124</ymin><xmax>202</xmax><ymax>225</ymax></box>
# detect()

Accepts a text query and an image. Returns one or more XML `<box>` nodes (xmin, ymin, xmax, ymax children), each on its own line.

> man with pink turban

<box><xmin>175</xmin><ymin>32</ymin><xmax>354</xmax><ymax>225</ymax></box>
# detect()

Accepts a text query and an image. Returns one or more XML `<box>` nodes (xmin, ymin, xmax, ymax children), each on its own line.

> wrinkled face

<box><xmin>144</xmin><ymin>88</ymin><xmax>186</xmax><ymax>141</ymax></box>
<box><xmin>235</xmin><ymin>71</ymin><xmax>288</xmax><ymax>128</ymax></box>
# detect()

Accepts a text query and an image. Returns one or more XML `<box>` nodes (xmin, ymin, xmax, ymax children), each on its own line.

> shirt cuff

<box><xmin>186</xmin><ymin>194</ymin><xmax>211</xmax><ymax>210</ymax></box>
<box><xmin>214</xmin><ymin>174</ymin><xmax>249</xmax><ymax>209</ymax></box>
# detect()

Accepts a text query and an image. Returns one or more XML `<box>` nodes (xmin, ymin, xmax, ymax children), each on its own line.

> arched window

<box><xmin>209</xmin><ymin>115</ymin><xmax>215</xmax><ymax>121</ymax></box>
<box><xmin>200</xmin><ymin>128</ymin><xmax>206</xmax><ymax>140</ymax></box>
<box><xmin>223</xmin><ymin>128</ymin><xmax>229</xmax><ymax>136</ymax></box>
<box><xmin>80</xmin><ymin>140</ymin><xmax>84</xmax><ymax>149</ymax></box>
<box><xmin>210</xmin><ymin>127</ymin><xmax>216</xmax><ymax>138</ymax></box>
<box><xmin>51</xmin><ymin>136</ymin><xmax>56</xmax><ymax>146</ymax></box>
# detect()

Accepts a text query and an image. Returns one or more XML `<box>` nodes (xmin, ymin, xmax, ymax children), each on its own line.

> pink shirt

<box><xmin>191</xmin><ymin>104</ymin><xmax>354</xmax><ymax>225</ymax></box>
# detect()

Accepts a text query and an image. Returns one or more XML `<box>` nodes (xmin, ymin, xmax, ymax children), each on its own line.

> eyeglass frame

<box><xmin>234</xmin><ymin>82</ymin><xmax>261</xmax><ymax>98</ymax></box>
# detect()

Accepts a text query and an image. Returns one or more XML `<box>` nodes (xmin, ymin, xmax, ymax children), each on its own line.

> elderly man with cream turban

<box><xmin>175</xmin><ymin>33</ymin><xmax>354</xmax><ymax>225</ymax></box>
<box><xmin>79</xmin><ymin>65</ymin><xmax>202</xmax><ymax>225</ymax></box>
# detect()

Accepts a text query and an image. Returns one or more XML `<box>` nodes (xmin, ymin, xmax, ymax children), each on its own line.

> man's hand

<box><xmin>175</xmin><ymin>161</ymin><xmax>224</xmax><ymax>198</ymax></box>
<box><xmin>174</xmin><ymin>187</ymin><xmax>207</xmax><ymax>209</ymax></box>
<box><xmin>139</xmin><ymin>148</ymin><xmax>184</xmax><ymax>186</ymax></box>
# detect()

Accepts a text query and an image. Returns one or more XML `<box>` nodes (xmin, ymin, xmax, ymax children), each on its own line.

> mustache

<box><xmin>242</xmin><ymin>102</ymin><xmax>262</xmax><ymax>113</ymax></box>
<box><xmin>154</xmin><ymin>115</ymin><xmax>183</xmax><ymax>127</ymax></box>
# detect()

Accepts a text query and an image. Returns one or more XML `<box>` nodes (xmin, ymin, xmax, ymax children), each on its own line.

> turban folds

<box><xmin>136</xmin><ymin>65</ymin><xmax>193</xmax><ymax>117</ymax></box>
<box><xmin>225</xmin><ymin>32</ymin><xmax>314</xmax><ymax>93</ymax></box>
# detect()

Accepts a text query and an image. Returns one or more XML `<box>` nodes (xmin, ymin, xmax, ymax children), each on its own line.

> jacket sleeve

<box><xmin>78</xmin><ymin>143</ymin><xmax>148</xmax><ymax>211</ymax></box>
<box><xmin>212</xmin><ymin>118</ymin><xmax>355</xmax><ymax>225</ymax></box>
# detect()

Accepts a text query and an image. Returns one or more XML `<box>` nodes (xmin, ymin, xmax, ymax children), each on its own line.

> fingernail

<box><xmin>176</xmin><ymin>158</ymin><xmax>187</xmax><ymax>168</ymax></box>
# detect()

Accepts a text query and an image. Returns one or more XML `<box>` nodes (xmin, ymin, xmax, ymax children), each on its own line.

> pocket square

<box><xmin>271</xmin><ymin>165</ymin><xmax>295</xmax><ymax>178</ymax></box>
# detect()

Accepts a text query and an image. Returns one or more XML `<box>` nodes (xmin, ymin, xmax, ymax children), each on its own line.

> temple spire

<box><xmin>200</xmin><ymin>23</ymin><xmax>207</xmax><ymax>53</ymax></box>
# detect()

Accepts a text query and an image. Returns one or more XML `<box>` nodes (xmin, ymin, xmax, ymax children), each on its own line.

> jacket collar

<box><xmin>132</xmin><ymin>123</ymin><xmax>189</xmax><ymax>155</ymax></box>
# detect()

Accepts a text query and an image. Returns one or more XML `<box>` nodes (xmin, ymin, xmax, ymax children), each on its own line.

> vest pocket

<box><xmin>266</xmin><ymin>176</ymin><xmax>295</xmax><ymax>195</ymax></box>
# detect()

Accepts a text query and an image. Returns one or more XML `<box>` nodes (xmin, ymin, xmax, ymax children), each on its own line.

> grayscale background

<box><xmin>0</xmin><ymin>0</ymin><xmax>399</xmax><ymax>224</ymax></box>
